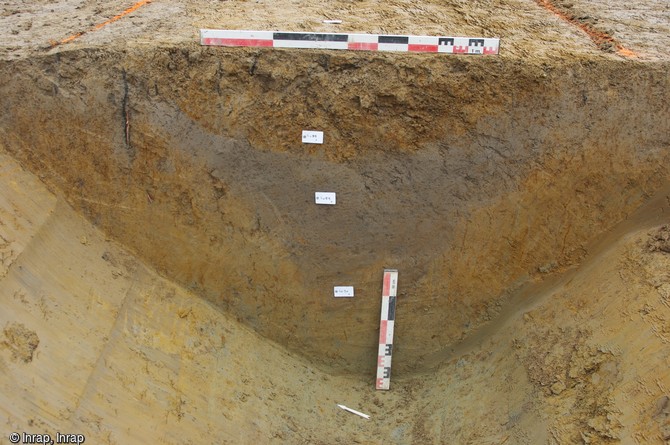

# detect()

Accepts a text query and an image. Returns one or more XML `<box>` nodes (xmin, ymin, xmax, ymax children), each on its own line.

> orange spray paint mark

<box><xmin>535</xmin><ymin>0</ymin><xmax>637</xmax><ymax>58</ymax></box>
<box><xmin>52</xmin><ymin>0</ymin><xmax>152</xmax><ymax>47</ymax></box>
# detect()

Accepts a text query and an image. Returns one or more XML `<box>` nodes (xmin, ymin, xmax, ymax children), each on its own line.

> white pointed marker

<box><xmin>337</xmin><ymin>404</ymin><xmax>370</xmax><ymax>419</ymax></box>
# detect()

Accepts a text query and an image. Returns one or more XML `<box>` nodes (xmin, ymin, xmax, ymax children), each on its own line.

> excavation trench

<box><xmin>0</xmin><ymin>44</ymin><xmax>668</xmax><ymax>377</ymax></box>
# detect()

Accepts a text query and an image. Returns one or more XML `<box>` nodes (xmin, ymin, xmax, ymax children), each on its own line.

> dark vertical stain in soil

<box><xmin>121</xmin><ymin>69</ymin><xmax>135</xmax><ymax>161</ymax></box>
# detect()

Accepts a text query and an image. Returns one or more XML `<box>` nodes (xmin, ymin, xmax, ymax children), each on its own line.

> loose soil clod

<box><xmin>1</xmin><ymin>323</ymin><xmax>39</xmax><ymax>363</ymax></box>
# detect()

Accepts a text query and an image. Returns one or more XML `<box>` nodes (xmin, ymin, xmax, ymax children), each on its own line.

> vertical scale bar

<box><xmin>376</xmin><ymin>269</ymin><xmax>398</xmax><ymax>390</ymax></box>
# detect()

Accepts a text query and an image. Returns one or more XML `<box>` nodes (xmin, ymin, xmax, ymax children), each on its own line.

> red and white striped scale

<box><xmin>376</xmin><ymin>269</ymin><xmax>399</xmax><ymax>390</ymax></box>
<box><xmin>201</xmin><ymin>30</ymin><xmax>499</xmax><ymax>55</ymax></box>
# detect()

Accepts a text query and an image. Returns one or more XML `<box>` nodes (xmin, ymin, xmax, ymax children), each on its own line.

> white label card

<box><xmin>302</xmin><ymin>130</ymin><xmax>324</xmax><ymax>144</ymax></box>
<box><xmin>315</xmin><ymin>192</ymin><xmax>336</xmax><ymax>205</ymax></box>
<box><xmin>334</xmin><ymin>286</ymin><xmax>354</xmax><ymax>297</ymax></box>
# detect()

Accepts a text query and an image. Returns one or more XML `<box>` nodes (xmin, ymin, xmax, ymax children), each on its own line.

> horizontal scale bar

<box><xmin>201</xmin><ymin>30</ymin><xmax>500</xmax><ymax>55</ymax></box>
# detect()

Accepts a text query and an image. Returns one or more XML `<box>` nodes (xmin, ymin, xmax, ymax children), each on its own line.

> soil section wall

<box><xmin>0</xmin><ymin>45</ymin><xmax>668</xmax><ymax>374</ymax></box>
